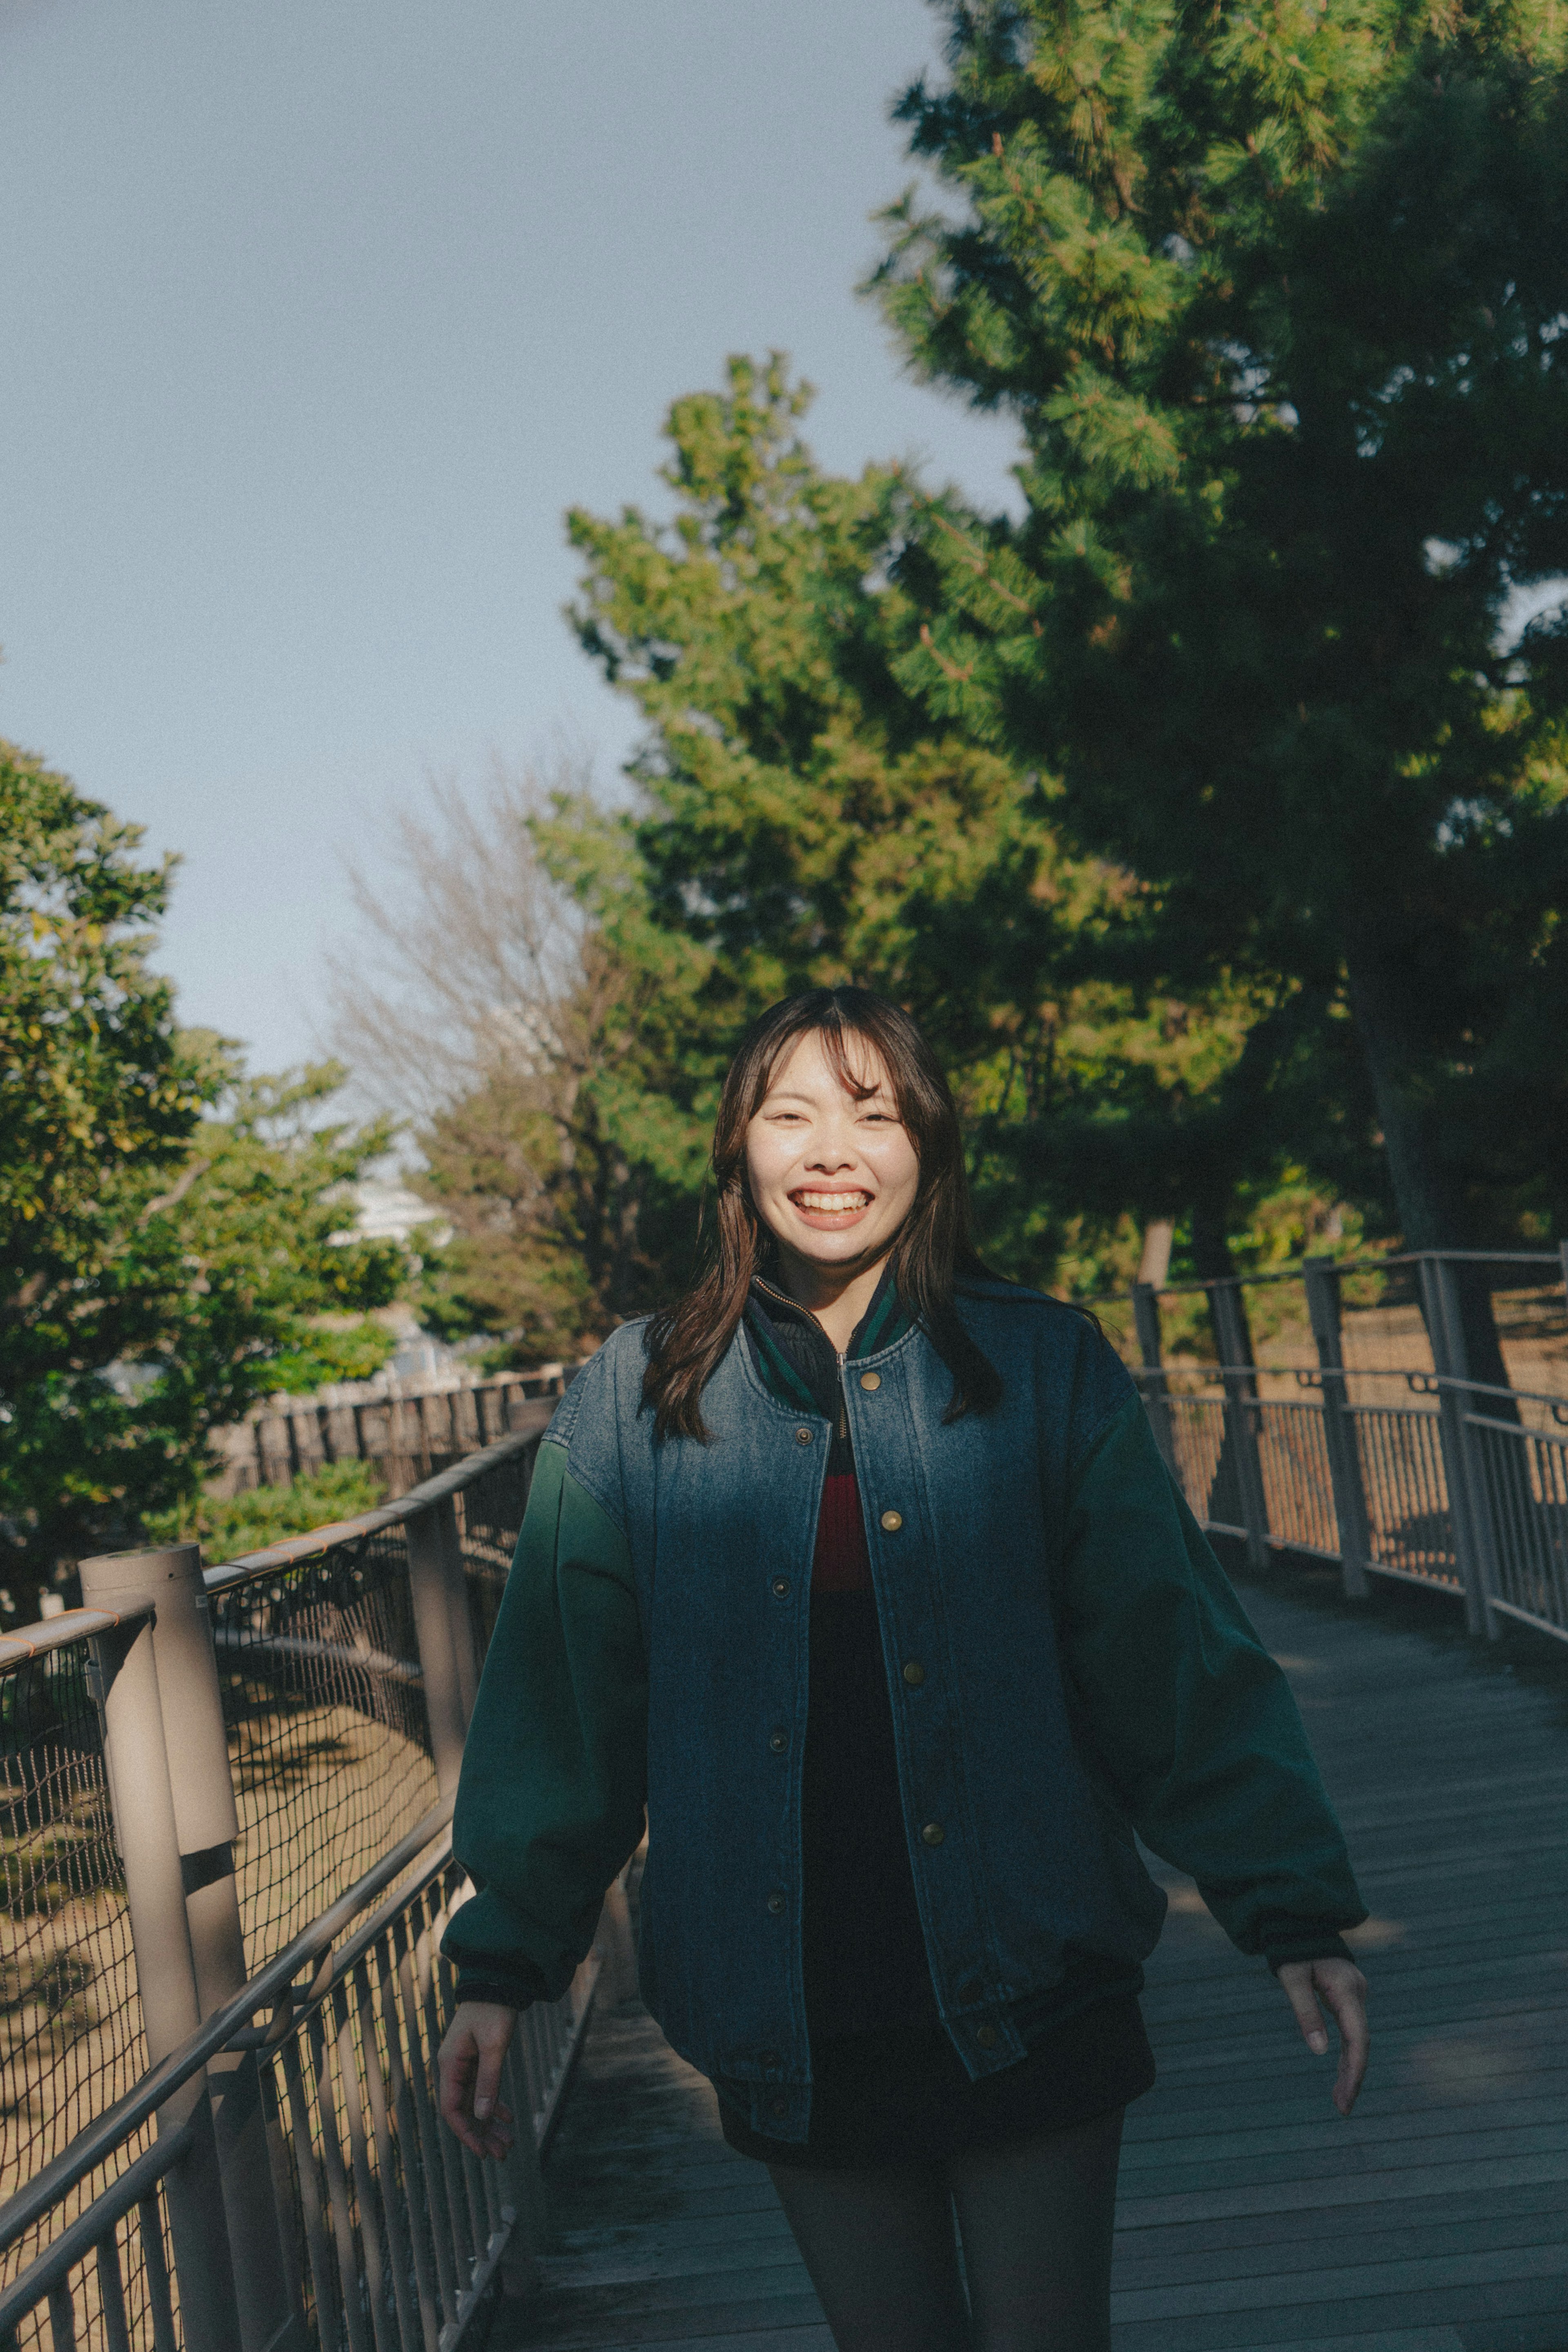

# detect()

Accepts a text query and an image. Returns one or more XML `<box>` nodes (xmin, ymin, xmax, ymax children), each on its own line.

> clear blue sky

<box><xmin>0</xmin><ymin>0</ymin><xmax>1025</xmax><ymax>1075</ymax></box>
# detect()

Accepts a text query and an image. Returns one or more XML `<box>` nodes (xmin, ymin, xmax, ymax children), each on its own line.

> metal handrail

<box><xmin>0</xmin><ymin>1597</ymin><xmax>153</xmax><ymax>1671</ymax></box>
<box><xmin>0</xmin><ymin>1423</ymin><xmax>551</xmax><ymax>1669</ymax></box>
<box><xmin>1089</xmin><ymin>1244</ymin><xmax>1561</xmax><ymax>1306</ymax></box>
<box><xmin>1128</xmin><ymin>1358</ymin><xmax>1568</xmax><ymax>1409</ymax></box>
<box><xmin>0</xmin><ymin>1801</ymin><xmax>453</xmax><ymax>2258</ymax></box>
<box><xmin>202</xmin><ymin>1413</ymin><xmax>551</xmax><ymax>1594</ymax></box>
<box><xmin>0</xmin><ymin>2129</ymin><xmax>194</xmax><ymax>2337</ymax></box>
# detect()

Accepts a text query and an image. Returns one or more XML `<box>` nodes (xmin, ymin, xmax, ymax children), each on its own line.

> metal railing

<box><xmin>1127</xmin><ymin>1248</ymin><xmax>1568</xmax><ymax>1647</ymax></box>
<box><xmin>0</xmin><ymin>1412</ymin><xmax>631</xmax><ymax>2352</ymax></box>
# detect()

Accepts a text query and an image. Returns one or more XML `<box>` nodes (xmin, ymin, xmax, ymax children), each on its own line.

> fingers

<box><xmin>437</xmin><ymin>2005</ymin><xmax>520</xmax><ymax>2160</ymax></box>
<box><xmin>1276</xmin><ymin>1960</ymin><xmax>1329</xmax><ymax>2054</ymax></box>
<box><xmin>473</xmin><ymin>2035</ymin><xmax>503</xmax><ymax>2119</ymax></box>
<box><xmin>1315</xmin><ymin>1962</ymin><xmax>1370</xmax><ymax>2118</ymax></box>
<box><xmin>1276</xmin><ymin>1959</ymin><xmax>1369</xmax><ymax>2118</ymax></box>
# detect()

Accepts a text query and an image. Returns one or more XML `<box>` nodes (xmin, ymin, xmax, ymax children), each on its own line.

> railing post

<box><xmin>1418</xmin><ymin>1257</ymin><xmax>1500</xmax><ymax>1640</ymax></box>
<box><xmin>80</xmin><ymin>1547</ymin><xmax>305</xmax><ymax>2352</ymax></box>
<box><xmin>1130</xmin><ymin>1283</ymin><xmax>1177</xmax><ymax>1476</ymax></box>
<box><xmin>1303</xmin><ymin>1260</ymin><xmax>1372</xmax><ymax>1601</ymax></box>
<box><xmin>442</xmin><ymin>1874</ymin><xmax>549</xmax><ymax>2303</ymax></box>
<box><xmin>494</xmin><ymin>2024</ymin><xmax>549</xmax><ymax>2300</ymax></box>
<box><xmin>80</xmin><ymin>1594</ymin><xmax>243</xmax><ymax>2352</ymax></box>
<box><xmin>1209</xmin><ymin>1280</ymin><xmax>1270</xmax><ymax>1571</ymax></box>
<box><xmin>407</xmin><ymin>1496</ymin><xmax>477</xmax><ymax>1797</ymax></box>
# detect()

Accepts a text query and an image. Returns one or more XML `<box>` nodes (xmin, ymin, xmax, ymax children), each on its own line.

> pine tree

<box><xmin>871</xmin><ymin>0</ymin><xmax>1568</xmax><ymax>1314</ymax></box>
<box><xmin>552</xmin><ymin>355</ymin><xmax>1381</xmax><ymax>1290</ymax></box>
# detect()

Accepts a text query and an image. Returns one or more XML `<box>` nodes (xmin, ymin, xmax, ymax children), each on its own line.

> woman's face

<box><xmin>744</xmin><ymin>1029</ymin><xmax>921</xmax><ymax>1280</ymax></box>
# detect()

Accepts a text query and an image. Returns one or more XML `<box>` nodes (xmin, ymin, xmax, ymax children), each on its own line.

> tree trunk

<box><xmin>1342</xmin><ymin>943</ymin><xmax>1513</xmax><ymax>1402</ymax></box>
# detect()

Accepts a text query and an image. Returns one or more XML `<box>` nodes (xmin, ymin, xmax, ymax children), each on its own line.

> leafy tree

<box><xmin>1</xmin><ymin>742</ymin><xmax>405</xmax><ymax>1597</ymax></box>
<box><xmin>870</xmin><ymin>0</ymin><xmax>1568</xmax><ymax>1334</ymax></box>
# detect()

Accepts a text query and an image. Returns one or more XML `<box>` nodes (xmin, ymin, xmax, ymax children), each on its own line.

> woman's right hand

<box><xmin>438</xmin><ymin>2001</ymin><xmax>519</xmax><ymax>2160</ymax></box>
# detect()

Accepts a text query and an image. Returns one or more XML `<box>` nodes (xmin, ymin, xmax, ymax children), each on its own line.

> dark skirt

<box><xmin>717</xmin><ymin>1991</ymin><xmax>1155</xmax><ymax>2171</ymax></box>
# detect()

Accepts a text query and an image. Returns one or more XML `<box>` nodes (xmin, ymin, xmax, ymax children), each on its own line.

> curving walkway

<box><xmin>495</xmin><ymin>1563</ymin><xmax>1568</xmax><ymax>2352</ymax></box>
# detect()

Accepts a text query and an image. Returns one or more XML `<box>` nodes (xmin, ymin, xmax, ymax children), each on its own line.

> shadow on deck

<box><xmin>495</xmin><ymin>1567</ymin><xmax>1568</xmax><ymax>2352</ymax></box>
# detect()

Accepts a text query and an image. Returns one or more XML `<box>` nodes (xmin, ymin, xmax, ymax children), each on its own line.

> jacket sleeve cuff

<box><xmin>452</xmin><ymin>1954</ymin><xmax>551</xmax><ymax>2011</ymax></box>
<box><xmin>1264</xmin><ymin>1931</ymin><xmax>1357</xmax><ymax>1972</ymax></box>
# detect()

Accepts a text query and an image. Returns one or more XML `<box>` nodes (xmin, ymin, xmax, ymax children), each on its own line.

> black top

<box><xmin>744</xmin><ymin>1272</ymin><xmax>1147</xmax><ymax>2045</ymax></box>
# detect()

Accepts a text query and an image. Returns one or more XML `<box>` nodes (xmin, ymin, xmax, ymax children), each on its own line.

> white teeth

<box><xmin>796</xmin><ymin>1192</ymin><xmax>870</xmax><ymax>1212</ymax></box>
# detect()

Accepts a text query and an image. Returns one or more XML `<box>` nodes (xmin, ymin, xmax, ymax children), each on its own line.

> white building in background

<box><xmin>352</xmin><ymin>1176</ymin><xmax>448</xmax><ymax>1250</ymax></box>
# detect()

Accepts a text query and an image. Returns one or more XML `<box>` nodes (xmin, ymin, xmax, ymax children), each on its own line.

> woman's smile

<box><xmin>789</xmin><ymin>1186</ymin><xmax>875</xmax><ymax>1224</ymax></box>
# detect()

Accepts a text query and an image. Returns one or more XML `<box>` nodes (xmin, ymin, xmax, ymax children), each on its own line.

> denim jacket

<box><xmin>443</xmin><ymin>1281</ymin><xmax>1364</xmax><ymax>2145</ymax></box>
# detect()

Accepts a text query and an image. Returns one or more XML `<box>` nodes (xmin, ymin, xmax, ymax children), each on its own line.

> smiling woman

<box><xmin>641</xmin><ymin>989</ymin><xmax>1003</xmax><ymax>1440</ymax></box>
<box><xmin>745</xmin><ymin>1028</ymin><xmax>920</xmax><ymax>1330</ymax></box>
<box><xmin>435</xmin><ymin>985</ymin><xmax>1369</xmax><ymax>2352</ymax></box>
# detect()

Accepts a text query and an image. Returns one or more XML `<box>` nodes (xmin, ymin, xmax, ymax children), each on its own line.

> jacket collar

<box><xmin>744</xmin><ymin>1261</ymin><xmax>911</xmax><ymax>1417</ymax></box>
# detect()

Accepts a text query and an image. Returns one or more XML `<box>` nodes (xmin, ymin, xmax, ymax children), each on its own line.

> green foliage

<box><xmin>871</xmin><ymin>0</ymin><xmax>1568</xmax><ymax>1256</ymax></box>
<box><xmin>0</xmin><ymin>739</ymin><xmax>408</xmax><ymax>1587</ymax></box>
<box><xmin>542</xmin><ymin>355</ymin><xmax>1384</xmax><ymax>1295</ymax></box>
<box><xmin>142</xmin><ymin>1458</ymin><xmax>388</xmax><ymax>1567</ymax></box>
<box><xmin>1</xmin><ymin>741</ymin><xmax>200</xmax><ymax>1383</ymax></box>
<box><xmin>260</xmin><ymin>1317</ymin><xmax>399</xmax><ymax>1396</ymax></box>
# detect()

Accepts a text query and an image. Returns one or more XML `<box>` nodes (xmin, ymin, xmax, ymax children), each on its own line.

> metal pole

<box><xmin>1209</xmin><ymin>1280</ymin><xmax>1270</xmax><ymax>1571</ymax></box>
<box><xmin>438</xmin><ymin>1495</ymin><xmax>481</xmax><ymax>1724</ymax></box>
<box><xmin>1303</xmin><ymin>1259</ymin><xmax>1372</xmax><ymax>1600</ymax></box>
<box><xmin>83</xmin><ymin>1603</ymin><xmax>243</xmax><ymax>2352</ymax></box>
<box><xmin>1418</xmin><ymin>1257</ymin><xmax>1499</xmax><ymax>1640</ymax></box>
<box><xmin>80</xmin><ymin>1547</ymin><xmax>305</xmax><ymax>2352</ymax></box>
<box><xmin>406</xmin><ymin>1498</ymin><xmax>473</xmax><ymax>1797</ymax></box>
<box><xmin>1130</xmin><ymin>1282</ymin><xmax>1177</xmax><ymax>1477</ymax></box>
<box><xmin>495</xmin><ymin>2023</ymin><xmax>548</xmax><ymax>2300</ymax></box>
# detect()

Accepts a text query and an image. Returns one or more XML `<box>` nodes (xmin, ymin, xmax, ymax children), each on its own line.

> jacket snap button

<box><xmin>880</xmin><ymin>1509</ymin><xmax>903</xmax><ymax>1533</ymax></box>
<box><xmin>957</xmin><ymin>1977</ymin><xmax>984</xmax><ymax>2004</ymax></box>
<box><xmin>771</xmin><ymin>1577</ymin><xmax>790</xmax><ymax>1597</ymax></box>
<box><xmin>920</xmin><ymin>1821</ymin><xmax>944</xmax><ymax>1847</ymax></box>
<box><xmin>902</xmin><ymin>1661</ymin><xmax>925</xmax><ymax>1687</ymax></box>
<box><xmin>860</xmin><ymin>1371</ymin><xmax>881</xmax><ymax>1391</ymax></box>
<box><xmin>795</xmin><ymin>1427</ymin><xmax>813</xmax><ymax>1445</ymax></box>
<box><xmin>771</xmin><ymin>2097</ymin><xmax>788</xmax><ymax>2118</ymax></box>
<box><xmin>769</xmin><ymin>1730</ymin><xmax>787</xmax><ymax>1753</ymax></box>
<box><xmin>975</xmin><ymin>2023</ymin><xmax>998</xmax><ymax>2050</ymax></box>
<box><xmin>766</xmin><ymin>1889</ymin><xmax>786</xmax><ymax>1914</ymax></box>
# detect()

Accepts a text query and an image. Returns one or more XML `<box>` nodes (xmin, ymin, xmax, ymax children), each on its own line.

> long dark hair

<box><xmin>641</xmin><ymin>988</ymin><xmax>1002</xmax><ymax>1440</ymax></box>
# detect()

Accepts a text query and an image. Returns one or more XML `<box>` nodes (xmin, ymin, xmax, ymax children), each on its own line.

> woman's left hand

<box><xmin>1275</xmin><ymin>1956</ymin><xmax>1368</xmax><ymax>2116</ymax></box>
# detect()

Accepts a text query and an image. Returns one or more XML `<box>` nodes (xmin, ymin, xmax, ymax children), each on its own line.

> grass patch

<box><xmin>143</xmin><ymin>1458</ymin><xmax>388</xmax><ymax>1565</ymax></box>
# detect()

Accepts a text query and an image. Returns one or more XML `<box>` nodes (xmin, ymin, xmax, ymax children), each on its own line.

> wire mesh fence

<box><xmin>453</xmin><ymin>1448</ymin><xmax>535</xmax><ymax>1670</ymax></box>
<box><xmin>0</xmin><ymin>1638</ymin><xmax>167</xmax><ymax>2350</ymax></box>
<box><xmin>207</xmin><ymin>1528</ymin><xmax>439</xmax><ymax>1971</ymax></box>
<box><xmin>0</xmin><ymin>1411</ymin><xmax>577</xmax><ymax>2352</ymax></box>
<box><xmin>0</xmin><ymin>2127</ymin><xmax>188</xmax><ymax>2352</ymax></box>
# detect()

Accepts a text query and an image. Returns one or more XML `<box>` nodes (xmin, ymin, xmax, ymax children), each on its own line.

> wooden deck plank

<box><xmin>493</xmin><ymin>1559</ymin><xmax>1568</xmax><ymax>2350</ymax></box>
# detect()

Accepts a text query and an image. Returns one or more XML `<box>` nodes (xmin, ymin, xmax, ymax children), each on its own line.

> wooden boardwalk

<box><xmin>497</xmin><ymin>1564</ymin><xmax>1568</xmax><ymax>2352</ymax></box>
